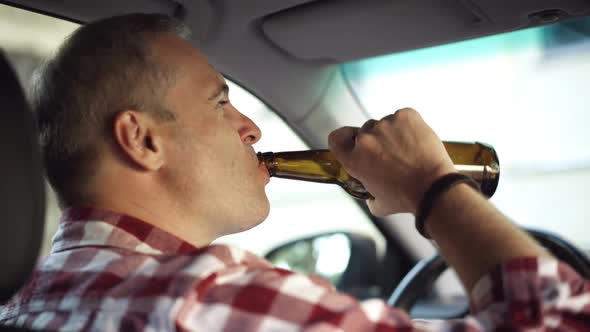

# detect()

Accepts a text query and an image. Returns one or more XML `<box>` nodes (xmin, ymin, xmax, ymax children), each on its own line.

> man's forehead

<box><xmin>153</xmin><ymin>34</ymin><xmax>226</xmax><ymax>95</ymax></box>
<box><xmin>200</xmin><ymin>64</ymin><xmax>226</xmax><ymax>93</ymax></box>
<box><xmin>152</xmin><ymin>33</ymin><xmax>212</xmax><ymax>72</ymax></box>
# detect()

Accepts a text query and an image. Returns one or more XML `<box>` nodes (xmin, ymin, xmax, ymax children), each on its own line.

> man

<box><xmin>0</xmin><ymin>13</ymin><xmax>588</xmax><ymax>331</ymax></box>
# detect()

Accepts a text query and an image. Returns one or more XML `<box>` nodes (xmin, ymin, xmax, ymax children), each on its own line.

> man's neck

<box><xmin>86</xmin><ymin>178</ymin><xmax>216</xmax><ymax>248</ymax></box>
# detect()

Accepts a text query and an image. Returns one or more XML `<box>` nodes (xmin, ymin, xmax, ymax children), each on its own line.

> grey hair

<box><xmin>33</xmin><ymin>13</ymin><xmax>191</xmax><ymax>207</ymax></box>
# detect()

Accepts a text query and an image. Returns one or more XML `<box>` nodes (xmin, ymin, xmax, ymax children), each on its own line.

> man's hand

<box><xmin>328</xmin><ymin>108</ymin><xmax>456</xmax><ymax>217</ymax></box>
<box><xmin>329</xmin><ymin>108</ymin><xmax>549</xmax><ymax>291</ymax></box>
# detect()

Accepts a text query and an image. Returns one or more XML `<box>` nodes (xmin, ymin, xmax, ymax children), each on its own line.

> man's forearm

<box><xmin>426</xmin><ymin>183</ymin><xmax>550</xmax><ymax>291</ymax></box>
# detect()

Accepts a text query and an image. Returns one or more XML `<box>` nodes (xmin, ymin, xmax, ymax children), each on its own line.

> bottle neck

<box><xmin>257</xmin><ymin>150</ymin><xmax>341</xmax><ymax>181</ymax></box>
<box><xmin>257</xmin><ymin>152</ymin><xmax>277</xmax><ymax>177</ymax></box>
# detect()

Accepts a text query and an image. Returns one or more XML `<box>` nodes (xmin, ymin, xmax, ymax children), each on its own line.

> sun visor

<box><xmin>7</xmin><ymin>0</ymin><xmax>181</xmax><ymax>23</ymax></box>
<box><xmin>262</xmin><ymin>0</ymin><xmax>590</xmax><ymax>63</ymax></box>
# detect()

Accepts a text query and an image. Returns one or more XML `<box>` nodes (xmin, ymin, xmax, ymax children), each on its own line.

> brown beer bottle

<box><xmin>257</xmin><ymin>142</ymin><xmax>500</xmax><ymax>200</ymax></box>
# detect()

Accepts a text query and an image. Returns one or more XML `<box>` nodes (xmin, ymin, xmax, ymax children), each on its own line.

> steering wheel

<box><xmin>388</xmin><ymin>228</ymin><xmax>590</xmax><ymax>318</ymax></box>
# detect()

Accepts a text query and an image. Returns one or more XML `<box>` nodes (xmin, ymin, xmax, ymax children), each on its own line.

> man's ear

<box><xmin>113</xmin><ymin>110</ymin><xmax>165</xmax><ymax>171</ymax></box>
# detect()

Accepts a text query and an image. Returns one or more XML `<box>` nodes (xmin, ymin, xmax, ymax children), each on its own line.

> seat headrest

<box><xmin>0</xmin><ymin>50</ymin><xmax>45</xmax><ymax>302</ymax></box>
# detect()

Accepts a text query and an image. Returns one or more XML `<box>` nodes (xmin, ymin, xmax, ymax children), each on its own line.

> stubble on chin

<box><xmin>217</xmin><ymin>192</ymin><xmax>270</xmax><ymax>236</ymax></box>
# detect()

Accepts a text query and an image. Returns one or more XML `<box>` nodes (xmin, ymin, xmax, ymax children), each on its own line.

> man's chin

<box><xmin>251</xmin><ymin>191</ymin><xmax>271</xmax><ymax>221</ymax></box>
<box><xmin>224</xmin><ymin>196</ymin><xmax>270</xmax><ymax>235</ymax></box>
<box><xmin>247</xmin><ymin>198</ymin><xmax>271</xmax><ymax>230</ymax></box>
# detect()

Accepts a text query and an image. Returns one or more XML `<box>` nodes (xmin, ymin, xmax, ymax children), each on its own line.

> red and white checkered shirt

<box><xmin>1</xmin><ymin>207</ymin><xmax>589</xmax><ymax>331</ymax></box>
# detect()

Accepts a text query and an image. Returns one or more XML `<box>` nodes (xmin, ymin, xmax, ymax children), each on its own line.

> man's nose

<box><xmin>231</xmin><ymin>106</ymin><xmax>262</xmax><ymax>145</ymax></box>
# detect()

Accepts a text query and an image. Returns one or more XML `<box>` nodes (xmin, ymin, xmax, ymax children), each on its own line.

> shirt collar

<box><xmin>51</xmin><ymin>207</ymin><xmax>199</xmax><ymax>255</ymax></box>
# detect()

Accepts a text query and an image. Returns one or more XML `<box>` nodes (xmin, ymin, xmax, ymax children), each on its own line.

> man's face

<box><xmin>153</xmin><ymin>34</ymin><xmax>270</xmax><ymax>237</ymax></box>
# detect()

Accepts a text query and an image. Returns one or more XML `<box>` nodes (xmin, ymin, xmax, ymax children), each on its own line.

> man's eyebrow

<box><xmin>208</xmin><ymin>83</ymin><xmax>229</xmax><ymax>101</ymax></box>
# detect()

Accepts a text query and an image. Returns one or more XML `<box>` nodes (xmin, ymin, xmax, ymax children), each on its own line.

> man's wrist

<box><xmin>416</xmin><ymin>174</ymin><xmax>481</xmax><ymax>238</ymax></box>
<box><xmin>423</xmin><ymin>182</ymin><xmax>481</xmax><ymax>238</ymax></box>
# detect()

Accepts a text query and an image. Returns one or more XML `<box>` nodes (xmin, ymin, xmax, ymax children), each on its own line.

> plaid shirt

<box><xmin>1</xmin><ymin>207</ymin><xmax>589</xmax><ymax>331</ymax></box>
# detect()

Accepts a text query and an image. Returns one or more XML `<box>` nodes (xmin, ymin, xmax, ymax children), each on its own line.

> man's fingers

<box><xmin>328</xmin><ymin>126</ymin><xmax>358</xmax><ymax>158</ymax></box>
<box><xmin>366</xmin><ymin>198</ymin><xmax>390</xmax><ymax>218</ymax></box>
<box><xmin>359</xmin><ymin>119</ymin><xmax>377</xmax><ymax>134</ymax></box>
<box><xmin>380</xmin><ymin>113</ymin><xmax>397</xmax><ymax>123</ymax></box>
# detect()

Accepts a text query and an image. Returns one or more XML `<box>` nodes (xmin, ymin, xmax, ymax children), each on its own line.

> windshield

<box><xmin>343</xmin><ymin>17</ymin><xmax>590</xmax><ymax>248</ymax></box>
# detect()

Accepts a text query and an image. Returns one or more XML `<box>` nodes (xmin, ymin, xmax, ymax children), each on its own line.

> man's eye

<box><xmin>218</xmin><ymin>100</ymin><xmax>229</xmax><ymax>107</ymax></box>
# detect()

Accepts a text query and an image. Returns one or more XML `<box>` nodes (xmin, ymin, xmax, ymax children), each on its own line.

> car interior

<box><xmin>1</xmin><ymin>0</ymin><xmax>590</xmax><ymax>330</ymax></box>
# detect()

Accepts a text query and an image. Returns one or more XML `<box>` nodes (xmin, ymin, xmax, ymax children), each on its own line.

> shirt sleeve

<box><xmin>174</xmin><ymin>257</ymin><xmax>590</xmax><ymax>331</ymax></box>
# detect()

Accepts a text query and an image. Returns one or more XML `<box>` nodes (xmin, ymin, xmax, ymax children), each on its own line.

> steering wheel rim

<box><xmin>388</xmin><ymin>228</ymin><xmax>590</xmax><ymax>317</ymax></box>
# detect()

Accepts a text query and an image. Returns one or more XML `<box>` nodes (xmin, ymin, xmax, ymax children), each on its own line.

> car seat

<box><xmin>0</xmin><ymin>50</ymin><xmax>46</xmax><ymax>331</ymax></box>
